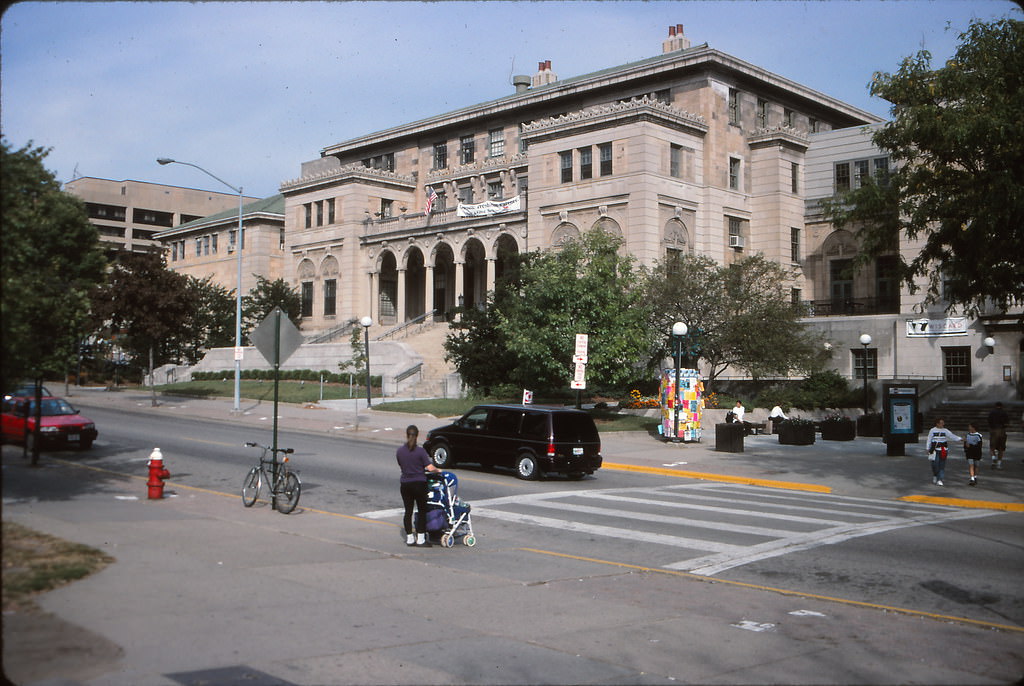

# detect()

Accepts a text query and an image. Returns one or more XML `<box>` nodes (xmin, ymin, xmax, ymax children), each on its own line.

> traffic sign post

<box><xmin>251</xmin><ymin>307</ymin><xmax>304</xmax><ymax>510</ymax></box>
<box><xmin>571</xmin><ymin>334</ymin><xmax>588</xmax><ymax>408</ymax></box>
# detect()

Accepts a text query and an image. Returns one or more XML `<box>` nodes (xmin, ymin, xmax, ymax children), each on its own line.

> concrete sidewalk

<box><xmin>3</xmin><ymin>389</ymin><xmax>1023</xmax><ymax>686</ymax></box>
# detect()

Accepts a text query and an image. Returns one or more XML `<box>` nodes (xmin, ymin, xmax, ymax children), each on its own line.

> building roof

<box><xmin>320</xmin><ymin>43</ymin><xmax>883</xmax><ymax>158</ymax></box>
<box><xmin>153</xmin><ymin>194</ymin><xmax>285</xmax><ymax>238</ymax></box>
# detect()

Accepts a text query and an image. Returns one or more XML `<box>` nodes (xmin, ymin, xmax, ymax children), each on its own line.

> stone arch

<box><xmin>297</xmin><ymin>258</ymin><xmax>316</xmax><ymax>280</ymax></box>
<box><xmin>320</xmin><ymin>254</ymin><xmax>339</xmax><ymax>278</ymax></box>
<box><xmin>551</xmin><ymin>222</ymin><xmax>580</xmax><ymax>249</ymax></box>
<box><xmin>591</xmin><ymin>216</ymin><xmax>622</xmax><ymax>238</ymax></box>
<box><xmin>378</xmin><ymin>250</ymin><xmax>398</xmax><ymax>324</ymax></box>
<box><xmin>432</xmin><ymin>242</ymin><xmax>456</xmax><ymax>320</ymax></box>
<box><xmin>462</xmin><ymin>237</ymin><xmax>487</xmax><ymax>309</ymax></box>
<box><xmin>404</xmin><ymin>246</ymin><xmax>426</xmax><ymax>320</ymax></box>
<box><xmin>494</xmin><ymin>233</ymin><xmax>520</xmax><ymax>287</ymax></box>
<box><xmin>664</xmin><ymin>218</ymin><xmax>690</xmax><ymax>264</ymax></box>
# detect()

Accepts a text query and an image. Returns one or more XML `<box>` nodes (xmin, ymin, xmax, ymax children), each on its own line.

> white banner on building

<box><xmin>905</xmin><ymin>317</ymin><xmax>968</xmax><ymax>337</ymax></box>
<box><xmin>456</xmin><ymin>195</ymin><xmax>521</xmax><ymax>217</ymax></box>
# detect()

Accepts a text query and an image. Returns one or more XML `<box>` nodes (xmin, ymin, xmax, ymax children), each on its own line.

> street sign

<box><xmin>571</xmin><ymin>361</ymin><xmax>586</xmax><ymax>389</ymax></box>
<box><xmin>574</xmin><ymin>334</ymin><xmax>589</xmax><ymax>363</ymax></box>
<box><xmin>234</xmin><ymin>346</ymin><xmax>245</xmax><ymax>361</ymax></box>
<box><xmin>251</xmin><ymin>308</ymin><xmax>304</xmax><ymax>366</ymax></box>
<box><xmin>522</xmin><ymin>389</ymin><xmax>533</xmax><ymax>404</ymax></box>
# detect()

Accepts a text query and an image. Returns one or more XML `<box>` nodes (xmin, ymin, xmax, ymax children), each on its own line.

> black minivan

<box><xmin>424</xmin><ymin>404</ymin><xmax>602</xmax><ymax>480</ymax></box>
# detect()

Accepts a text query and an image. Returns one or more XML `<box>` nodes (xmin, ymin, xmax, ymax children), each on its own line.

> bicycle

<box><xmin>241</xmin><ymin>442</ymin><xmax>302</xmax><ymax>514</ymax></box>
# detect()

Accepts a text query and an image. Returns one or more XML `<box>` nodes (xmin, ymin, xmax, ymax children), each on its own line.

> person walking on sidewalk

<box><xmin>396</xmin><ymin>424</ymin><xmax>440</xmax><ymax>547</ymax></box>
<box><xmin>964</xmin><ymin>422</ymin><xmax>983</xmax><ymax>486</ymax></box>
<box><xmin>987</xmin><ymin>402</ymin><xmax>1009</xmax><ymax>470</ymax></box>
<box><xmin>926</xmin><ymin>418</ymin><xmax>961</xmax><ymax>486</ymax></box>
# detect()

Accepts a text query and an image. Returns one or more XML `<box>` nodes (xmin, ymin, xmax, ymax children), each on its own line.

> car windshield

<box><xmin>29</xmin><ymin>399</ymin><xmax>78</xmax><ymax>416</ymax></box>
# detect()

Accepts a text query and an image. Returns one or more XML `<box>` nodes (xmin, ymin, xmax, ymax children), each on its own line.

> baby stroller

<box><xmin>425</xmin><ymin>471</ymin><xmax>476</xmax><ymax>548</ymax></box>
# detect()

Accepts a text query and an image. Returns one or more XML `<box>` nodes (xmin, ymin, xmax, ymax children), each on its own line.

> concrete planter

<box><xmin>778</xmin><ymin>421</ymin><xmax>815</xmax><ymax>446</ymax></box>
<box><xmin>820</xmin><ymin>419</ymin><xmax>856</xmax><ymax>441</ymax></box>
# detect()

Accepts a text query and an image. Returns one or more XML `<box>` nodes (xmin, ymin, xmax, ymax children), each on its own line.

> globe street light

<box><xmin>859</xmin><ymin>333</ymin><xmax>872</xmax><ymax>416</ymax></box>
<box><xmin>671</xmin><ymin>321</ymin><xmax>688</xmax><ymax>442</ymax></box>
<box><xmin>360</xmin><ymin>316</ymin><xmax>374</xmax><ymax>408</ymax></box>
<box><xmin>157</xmin><ymin>158</ymin><xmax>244</xmax><ymax>413</ymax></box>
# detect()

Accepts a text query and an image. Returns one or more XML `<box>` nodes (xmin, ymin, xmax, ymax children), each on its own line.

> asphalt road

<box><xmin>76</xmin><ymin>404</ymin><xmax>1024</xmax><ymax>629</ymax></box>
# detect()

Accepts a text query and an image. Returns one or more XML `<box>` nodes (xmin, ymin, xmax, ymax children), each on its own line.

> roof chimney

<box><xmin>512</xmin><ymin>74</ymin><xmax>531</xmax><ymax>94</ymax></box>
<box><xmin>532</xmin><ymin>59</ymin><xmax>558</xmax><ymax>88</ymax></box>
<box><xmin>662</xmin><ymin>24</ymin><xmax>691</xmax><ymax>53</ymax></box>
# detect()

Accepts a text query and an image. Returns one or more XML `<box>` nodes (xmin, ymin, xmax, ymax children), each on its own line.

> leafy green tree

<box><xmin>445</xmin><ymin>229</ymin><xmax>654</xmax><ymax>393</ymax></box>
<box><xmin>823</xmin><ymin>17</ymin><xmax>1024</xmax><ymax>314</ymax></box>
<box><xmin>89</xmin><ymin>251</ymin><xmax>193</xmax><ymax>395</ymax></box>
<box><xmin>182</xmin><ymin>276</ymin><xmax>236</xmax><ymax>363</ymax></box>
<box><xmin>241</xmin><ymin>275</ymin><xmax>301</xmax><ymax>337</ymax></box>
<box><xmin>646</xmin><ymin>254</ymin><xmax>826</xmax><ymax>384</ymax></box>
<box><xmin>1</xmin><ymin>140</ymin><xmax>107</xmax><ymax>390</ymax></box>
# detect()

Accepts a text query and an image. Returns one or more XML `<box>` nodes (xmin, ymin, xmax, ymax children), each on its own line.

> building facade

<box><xmin>278</xmin><ymin>26</ymin><xmax>880</xmax><ymax>340</ymax></box>
<box><xmin>804</xmin><ymin>126</ymin><xmax>1022</xmax><ymax>403</ymax></box>
<box><xmin>64</xmin><ymin>176</ymin><xmax>257</xmax><ymax>256</ymax></box>
<box><xmin>153</xmin><ymin>194</ymin><xmax>286</xmax><ymax>297</ymax></box>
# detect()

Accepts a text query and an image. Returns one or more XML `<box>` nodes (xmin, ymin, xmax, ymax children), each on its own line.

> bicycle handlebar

<box><xmin>244</xmin><ymin>442</ymin><xmax>294</xmax><ymax>454</ymax></box>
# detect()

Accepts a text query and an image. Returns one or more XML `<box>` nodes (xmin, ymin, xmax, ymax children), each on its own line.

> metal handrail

<box><xmin>376</xmin><ymin>310</ymin><xmax>439</xmax><ymax>341</ymax></box>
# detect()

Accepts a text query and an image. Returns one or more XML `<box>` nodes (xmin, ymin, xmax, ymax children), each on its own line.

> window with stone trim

<box><xmin>433</xmin><ymin>142</ymin><xmax>448</xmax><ymax>170</ymax></box>
<box><xmin>943</xmin><ymin>346</ymin><xmax>972</xmax><ymax>385</ymax></box>
<box><xmin>599</xmin><ymin>143</ymin><xmax>613</xmax><ymax>176</ymax></box>
<box><xmin>560</xmin><ymin>151</ymin><xmax>573</xmax><ymax>183</ymax></box>
<box><xmin>460</xmin><ymin>135</ymin><xmax>475</xmax><ymax>165</ymax></box>
<box><xmin>579</xmin><ymin>146</ymin><xmax>592</xmax><ymax>180</ymax></box>
<box><xmin>323</xmin><ymin>279</ymin><xmax>337</xmax><ymax>317</ymax></box>
<box><xmin>488</xmin><ymin>128</ymin><xmax>505</xmax><ymax>158</ymax></box>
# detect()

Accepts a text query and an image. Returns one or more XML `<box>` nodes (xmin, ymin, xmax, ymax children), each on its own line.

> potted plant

<box><xmin>820</xmin><ymin>414</ymin><xmax>856</xmax><ymax>441</ymax></box>
<box><xmin>777</xmin><ymin>417</ymin><xmax>815</xmax><ymax>445</ymax></box>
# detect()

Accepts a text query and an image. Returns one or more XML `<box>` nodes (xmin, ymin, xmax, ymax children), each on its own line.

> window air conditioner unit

<box><xmin>729</xmin><ymin>235</ymin><xmax>744</xmax><ymax>248</ymax></box>
<box><xmin>227</xmin><ymin>244</ymin><xmax>234</xmax><ymax>253</ymax></box>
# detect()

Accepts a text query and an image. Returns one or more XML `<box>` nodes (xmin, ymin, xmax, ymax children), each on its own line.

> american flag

<box><xmin>424</xmin><ymin>186</ymin><xmax>438</xmax><ymax>215</ymax></box>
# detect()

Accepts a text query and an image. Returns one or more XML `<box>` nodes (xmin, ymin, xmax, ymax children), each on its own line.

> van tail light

<box><xmin>547</xmin><ymin>441</ymin><xmax>556</xmax><ymax>457</ymax></box>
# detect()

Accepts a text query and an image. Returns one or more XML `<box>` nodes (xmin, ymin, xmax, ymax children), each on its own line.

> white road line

<box><xmin>671</xmin><ymin>508</ymin><xmax>997</xmax><ymax>576</ymax></box>
<box><xmin>576</xmin><ymin>492</ymin><xmax>858</xmax><ymax>526</ymax></box>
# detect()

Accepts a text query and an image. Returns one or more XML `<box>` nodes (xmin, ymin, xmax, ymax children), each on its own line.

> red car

<box><xmin>1</xmin><ymin>395</ymin><xmax>98</xmax><ymax>451</ymax></box>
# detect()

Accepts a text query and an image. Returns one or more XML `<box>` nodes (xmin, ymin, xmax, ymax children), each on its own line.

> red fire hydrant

<box><xmin>147</xmin><ymin>448</ymin><xmax>171</xmax><ymax>500</ymax></box>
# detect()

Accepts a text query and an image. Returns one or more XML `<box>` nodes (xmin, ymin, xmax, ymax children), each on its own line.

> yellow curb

<box><xmin>602</xmin><ymin>462</ymin><xmax>830</xmax><ymax>493</ymax></box>
<box><xmin>898</xmin><ymin>495</ymin><xmax>1024</xmax><ymax>512</ymax></box>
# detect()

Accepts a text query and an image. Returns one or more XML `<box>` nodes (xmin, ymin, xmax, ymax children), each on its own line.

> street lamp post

<box><xmin>671</xmin><ymin>321</ymin><xmax>688</xmax><ymax>443</ymax></box>
<box><xmin>360</xmin><ymin>316</ymin><xmax>374</xmax><ymax>407</ymax></box>
<box><xmin>859</xmin><ymin>333</ymin><xmax>872</xmax><ymax>415</ymax></box>
<box><xmin>157</xmin><ymin>158</ymin><xmax>244</xmax><ymax>414</ymax></box>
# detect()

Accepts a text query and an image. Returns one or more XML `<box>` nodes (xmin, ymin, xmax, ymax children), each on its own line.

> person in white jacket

<box><xmin>926</xmin><ymin>418</ymin><xmax>962</xmax><ymax>486</ymax></box>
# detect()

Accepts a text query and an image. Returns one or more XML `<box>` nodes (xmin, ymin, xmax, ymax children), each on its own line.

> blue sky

<box><xmin>2</xmin><ymin>0</ymin><xmax>1019</xmax><ymax>198</ymax></box>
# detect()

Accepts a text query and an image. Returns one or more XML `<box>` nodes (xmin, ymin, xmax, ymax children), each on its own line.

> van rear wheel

<box><xmin>431</xmin><ymin>444</ymin><xmax>454</xmax><ymax>468</ymax></box>
<box><xmin>515</xmin><ymin>454</ymin><xmax>539</xmax><ymax>480</ymax></box>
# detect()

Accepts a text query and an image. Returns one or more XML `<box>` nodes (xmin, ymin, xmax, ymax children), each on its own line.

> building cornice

<box><xmin>280</xmin><ymin>164</ymin><xmax>417</xmax><ymax>194</ymax></box>
<box><xmin>523</xmin><ymin>95</ymin><xmax>707</xmax><ymax>143</ymax></box>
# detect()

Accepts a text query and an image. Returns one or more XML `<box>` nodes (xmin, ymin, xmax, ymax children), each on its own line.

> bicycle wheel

<box><xmin>241</xmin><ymin>467</ymin><xmax>261</xmax><ymax>507</ymax></box>
<box><xmin>275</xmin><ymin>471</ymin><xmax>301</xmax><ymax>514</ymax></box>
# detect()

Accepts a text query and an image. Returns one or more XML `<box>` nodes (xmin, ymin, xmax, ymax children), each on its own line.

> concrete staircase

<box><xmin>381</xmin><ymin>321</ymin><xmax>460</xmax><ymax>399</ymax></box>
<box><xmin>923</xmin><ymin>401</ymin><xmax>1023</xmax><ymax>434</ymax></box>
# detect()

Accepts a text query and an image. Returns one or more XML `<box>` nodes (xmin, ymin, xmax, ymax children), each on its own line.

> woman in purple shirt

<box><xmin>396</xmin><ymin>425</ymin><xmax>440</xmax><ymax>546</ymax></box>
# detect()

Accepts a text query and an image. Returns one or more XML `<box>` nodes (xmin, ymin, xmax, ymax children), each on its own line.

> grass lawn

<box><xmin>2</xmin><ymin>522</ymin><xmax>114</xmax><ymax>612</ymax></box>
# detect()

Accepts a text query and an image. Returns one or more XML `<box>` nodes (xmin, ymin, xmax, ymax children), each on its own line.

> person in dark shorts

<box><xmin>396</xmin><ymin>424</ymin><xmax>440</xmax><ymax>546</ymax></box>
<box><xmin>964</xmin><ymin>422</ymin><xmax>983</xmax><ymax>486</ymax></box>
<box><xmin>987</xmin><ymin>402</ymin><xmax>1009</xmax><ymax>470</ymax></box>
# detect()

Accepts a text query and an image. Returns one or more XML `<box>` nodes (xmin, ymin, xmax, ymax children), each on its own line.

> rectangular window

<box><xmin>943</xmin><ymin>347</ymin><xmax>971</xmax><ymax>385</ymax></box>
<box><xmin>459</xmin><ymin>185</ymin><xmax>473</xmax><ymax>205</ymax></box>
<box><xmin>379</xmin><ymin>199</ymin><xmax>393</xmax><ymax>218</ymax></box>
<box><xmin>171</xmin><ymin>242</ymin><xmax>178</xmax><ymax>261</ymax></box>
<box><xmin>654</xmin><ymin>88</ymin><xmax>671</xmax><ymax>104</ymax></box>
<box><xmin>279</xmin><ymin>228</ymin><xmax>285</xmax><ymax>249</ymax></box>
<box><xmin>853</xmin><ymin>348</ymin><xmax>878</xmax><ymax>380</ymax></box>
<box><xmin>316</xmin><ymin>201</ymin><xmax>324</xmax><ymax>226</ymax></box>
<box><xmin>599</xmin><ymin>143</ymin><xmax>613</xmax><ymax>176</ymax></box>
<box><xmin>304</xmin><ymin>203</ymin><xmax>312</xmax><ymax>229</ymax></box>
<box><xmin>790</xmin><ymin>287</ymin><xmax>802</xmax><ymax>306</ymax></box>
<box><xmin>195</xmin><ymin>238</ymin><xmax>202</xmax><ymax>257</ymax></box>
<box><xmin>670</xmin><ymin>144</ymin><xmax>682</xmax><ymax>178</ymax></box>
<box><xmin>809</xmin><ymin>117</ymin><xmax>819</xmax><ymax>133</ymax></box>
<box><xmin>783</xmin><ymin>108</ymin><xmax>793</xmax><ymax>127</ymax></box>
<box><xmin>835</xmin><ymin>162</ymin><xmax>851</xmax><ymax>193</ymax></box>
<box><xmin>433</xmin><ymin>142</ymin><xmax>448</xmax><ymax>170</ymax></box>
<box><xmin>729</xmin><ymin>157</ymin><xmax>740</xmax><ymax>190</ymax></box>
<box><xmin>323</xmin><ymin>279</ymin><xmax>337</xmax><ymax>317</ymax></box>
<box><xmin>579</xmin><ymin>146</ymin><xmax>592</xmax><ymax>180</ymax></box>
<box><xmin>300</xmin><ymin>282</ymin><xmax>313</xmax><ymax>318</ymax></box>
<box><xmin>211</xmin><ymin>233</ymin><xmax>217</xmax><ymax>254</ymax></box>
<box><xmin>790</xmin><ymin>227</ymin><xmax>801</xmax><ymax>263</ymax></box>
<box><xmin>487</xmin><ymin>180</ymin><xmax>502</xmax><ymax>199</ymax></box>
<box><xmin>791</xmin><ymin>162</ymin><xmax>799</xmax><ymax>194</ymax></box>
<box><xmin>873</xmin><ymin>157</ymin><xmax>889</xmax><ymax>184</ymax></box>
<box><xmin>830</xmin><ymin>259</ymin><xmax>854</xmax><ymax>313</ymax></box>
<box><xmin>488</xmin><ymin>128</ymin><xmax>505</xmax><ymax>158</ymax></box>
<box><xmin>560</xmin><ymin>151</ymin><xmax>573</xmax><ymax>183</ymax></box>
<box><xmin>757</xmin><ymin>98</ymin><xmax>768</xmax><ymax>128</ymax></box>
<box><xmin>203</xmin><ymin>235</ymin><xmax>210</xmax><ymax>255</ymax></box>
<box><xmin>728</xmin><ymin>217</ymin><xmax>742</xmax><ymax>239</ymax></box>
<box><xmin>854</xmin><ymin>160</ymin><xmax>870</xmax><ymax>188</ymax></box>
<box><xmin>728</xmin><ymin>88</ymin><xmax>739</xmax><ymax>125</ymax></box>
<box><xmin>460</xmin><ymin>135</ymin><xmax>475</xmax><ymax>164</ymax></box>
<box><xmin>327</xmin><ymin>198</ymin><xmax>335</xmax><ymax>224</ymax></box>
